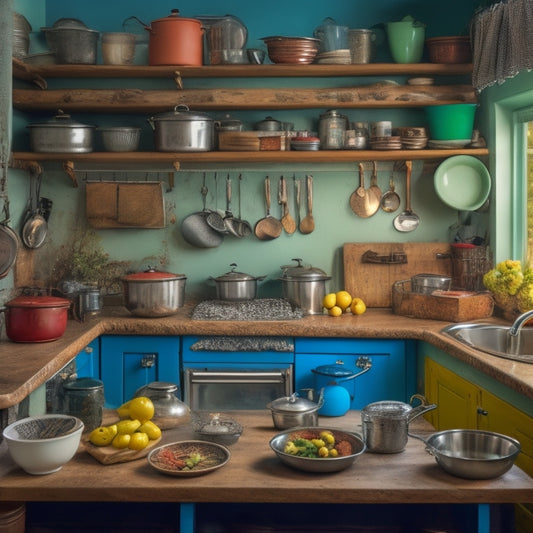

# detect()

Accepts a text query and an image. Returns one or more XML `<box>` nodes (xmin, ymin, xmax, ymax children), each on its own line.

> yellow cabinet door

<box><xmin>425</xmin><ymin>357</ymin><xmax>479</xmax><ymax>430</ymax></box>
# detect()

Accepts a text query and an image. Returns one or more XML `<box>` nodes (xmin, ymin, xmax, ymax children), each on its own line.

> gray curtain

<box><xmin>471</xmin><ymin>0</ymin><xmax>533</xmax><ymax>92</ymax></box>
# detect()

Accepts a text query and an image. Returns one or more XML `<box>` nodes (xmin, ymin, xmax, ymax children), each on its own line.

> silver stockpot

<box><xmin>28</xmin><ymin>111</ymin><xmax>95</xmax><ymax>153</ymax></box>
<box><xmin>148</xmin><ymin>105</ymin><xmax>215</xmax><ymax>152</ymax></box>
<box><xmin>122</xmin><ymin>268</ymin><xmax>187</xmax><ymax>317</ymax></box>
<box><xmin>361</xmin><ymin>394</ymin><xmax>437</xmax><ymax>454</ymax></box>
<box><xmin>266</xmin><ymin>392</ymin><xmax>324</xmax><ymax>430</ymax></box>
<box><xmin>279</xmin><ymin>258</ymin><xmax>331</xmax><ymax>315</ymax></box>
<box><xmin>209</xmin><ymin>263</ymin><xmax>265</xmax><ymax>301</ymax></box>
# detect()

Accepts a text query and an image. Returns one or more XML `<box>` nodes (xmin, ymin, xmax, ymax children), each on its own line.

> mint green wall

<box><xmin>4</xmin><ymin>0</ymin><xmax>481</xmax><ymax>301</ymax></box>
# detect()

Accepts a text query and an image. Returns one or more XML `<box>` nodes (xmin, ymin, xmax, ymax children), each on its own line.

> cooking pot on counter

<box><xmin>279</xmin><ymin>258</ymin><xmax>331</xmax><ymax>315</ymax></box>
<box><xmin>2</xmin><ymin>295</ymin><xmax>71</xmax><ymax>343</ymax></box>
<box><xmin>122</xmin><ymin>268</ymin><xmax>187</xmax><ymax>317</ymax></box>
<box><xmin>209</xmin><ymin>263</ymin><xmax>265</xmax><ymax>301</ymax></box>
<box><xmin>28</xmin><ymin>111</ymin><xmax>95</xmax><ymax>153</ymax></box>
<box><xmin>144</xmin><ymin>9</ymin><xmax>203</xmax><ymax>66</ymax></box>
<box><xmin>361</xmin><ymin>394</ymin><xmax>437</xmax><ymax>453</ymax></box>
<box><xmin>148</xmin><ymin>105</ymin><xmax>215</xmax><ymax>152</ymax></box>
<box><xmin>266</xmin><ymin>391</ymin><xmax>324</xmax><ymax>430</ymax></box>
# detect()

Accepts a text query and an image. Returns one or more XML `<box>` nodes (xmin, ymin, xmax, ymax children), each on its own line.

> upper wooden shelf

<box><xmin>13</xmin><ymin>62</ymin><xmax>473</xmax><ymax>81</ymax></box>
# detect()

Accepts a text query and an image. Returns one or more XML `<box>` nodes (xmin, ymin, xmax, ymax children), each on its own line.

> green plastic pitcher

<box><xmin>386</xmin><ymin>16</ymin><xmax>426</xmax><ymax>63</ymax></box>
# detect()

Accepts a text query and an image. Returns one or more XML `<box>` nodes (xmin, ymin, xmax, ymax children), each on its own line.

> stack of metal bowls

<box><xmin>261</xmin><ymin>36</ymin><xmax>320</xmax><ymax>64</ymax></box>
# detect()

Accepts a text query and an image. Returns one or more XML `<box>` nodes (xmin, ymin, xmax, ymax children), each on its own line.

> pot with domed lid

<box><xmin>209</xmin><ymin>263</ymin><xmax>265</xmax><ymax>301</ymax></box>
<box><xmin>266</xmin><ymin>391</ymin><xmax>324</xmax><ymax>429</ymax></box>
<box><xmin>122</xmin><ymin>267</ymin><xmax>187</xmax><ymax>317</ymax></box>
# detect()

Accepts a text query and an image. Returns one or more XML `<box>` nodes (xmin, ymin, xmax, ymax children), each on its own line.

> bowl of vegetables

<box><xmin>269</xmin><ymin>427</ymin><xmax>366</xmax><ymax>473</ymax></box>
<box><xmin>147</xmin><ymin>440</ymin><xmax>230</xmax><ymax>477</ymax></box>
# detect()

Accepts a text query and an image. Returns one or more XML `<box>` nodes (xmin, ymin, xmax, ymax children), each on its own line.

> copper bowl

<box><xmin>425</xmin><ymin>36</ymin><xmax>472</xmax><ymax>64</ymax></box>
<box><xmin>261</xmin><ymin>36</ymin><xmax>320</xmax><ymax>64</ymax></box>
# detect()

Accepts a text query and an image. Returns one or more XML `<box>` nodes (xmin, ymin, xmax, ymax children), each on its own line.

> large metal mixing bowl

<box><xmin>269</xmin><ymin>426</ymin><xmax>365</xmax><ymax>473</ymax></box>
<box><xmin>421</xmin><ymin>429</ymin><xmax>521</xmax><ymax>479</ymax></box>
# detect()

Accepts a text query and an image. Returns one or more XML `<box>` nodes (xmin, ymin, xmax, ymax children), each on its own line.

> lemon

<box><xmin>138</xmin><ymin>420</ymin><xmax>162</xmax><ymax>440</ymax></box>
<box><xmin>322</xmin><ymin>293</ymin><xmax>337</xmax><ymax>310</ymax></box>
<box><xmin>350</xmin><ymin>297</ymin><xmax>367</xmax><ymax>315</ymax></box>
<box><xmin>128</xmin><ymin>397</ymin><xmax>155</xmax><ymax>423</ymax></box>
<box><xmin>89</xmin><ymin>424</ymin><xmax>118</xmax><ymax>446</ymax></box>
<box><xmin>112</xmin><ymin>433</ymin><xmax>131</xmax><ymax>449</ymax></box>
<box><xmin>128</xmin><ymin>432</ymin><xmax>150</xmax><ymax>451</ymax></box>
<box><xmin>328</xmin><ymin>305</ymin><xmax>343</xmax><ymax>317</ymax></box>
<box><xmin>336</xmin><ymin>290</ymin><xmax>352</xmax><ymax>311</ymax></box>
<box><xmin>116</xmin><ymin>419</ymin><xmax>142</xmax><ymax>435</ymax></box>
<box><xmin>116</xmin><ymin>400</ymin><xmax>131</xmax><ymax>419</ymax></box>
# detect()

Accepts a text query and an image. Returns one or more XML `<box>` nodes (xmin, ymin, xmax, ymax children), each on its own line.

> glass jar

<box><xmin>62</xmin><ymin>377</ymin><xmax>104</xmax><ymax>433</ymax></box>
<box><xmin>134</xmin><ymin>381</ymin><xmax>191</xmax><ymax>429</ymax></box>
<box><xmin>319</xmin><ymin>109</ymin><xmax>349</xmax><ymax>150</ymax></box>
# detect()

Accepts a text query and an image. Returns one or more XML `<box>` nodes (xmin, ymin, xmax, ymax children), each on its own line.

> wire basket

<box><xmin>99</xmin><ymin>127</ymin><xmax>140</xmax><ymax>152</ymax></box>
<box><xmin>451</xmin><ymin>244</ymin><xmax>492</xmax><ymax>291</ymax></box>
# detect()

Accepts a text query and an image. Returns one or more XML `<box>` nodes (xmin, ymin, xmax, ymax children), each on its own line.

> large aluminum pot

<box><xmin>146</xmin><ymin>9</ymin><xmax>203</xmax><ymax>66</ymax></box>
<box><xmin>279</xmin><ymin>258</ymin><xmax>331</xmax><ymax>315</ymax></box>
<box><xmin>266</xmin><ymin>392</ymin><xmax>324</xmax><ymax>430</ymax></box>
<box><xmin>2</xmin><ymin>295</ymin><xmax>71</xmax><ymax>343</ymax></box>
<box><xmin>28</xmin><ymin>111</ymin><xmax>95</xmax><ymax>153</ymax></box>
<box><xmin>41</xmin><ymin>18</ymin><xmax>99</xmax><ymax>64</ymax></box>
<box><xmin>122</xmin><ymin>268</ymin><xmax>187</xmax><ymax>317</ymax></box>
<box><xmin>361</xmin><ymin>394</ymin><xmax>436</xmax><ymax>453</ymax></box>
<box><xmin>148</xmin><ymin>105</ymin><xmax>215</xmax><ymax>152</ymax></box>
<box><xmin>209</xmin><ymin>263</ymin><xmax>265</xmax><ymax>301</ymax></box>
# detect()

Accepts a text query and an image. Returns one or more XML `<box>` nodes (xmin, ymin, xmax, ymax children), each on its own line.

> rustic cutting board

<box><xmin>83</xmin><ymin>435</ymin><xmax>162</xmax><ymax>465</ymax></box>
<box><xmin>343</xmin><ymin>242</ymin><xmax>452</xmax><ymax>308</ymax></box>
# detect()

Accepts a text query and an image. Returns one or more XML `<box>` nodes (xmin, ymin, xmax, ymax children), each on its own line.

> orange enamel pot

<box><xmin>147</xmin><ymin>9</ymin><xmax>204</xmax><ymax>66</ymax></box>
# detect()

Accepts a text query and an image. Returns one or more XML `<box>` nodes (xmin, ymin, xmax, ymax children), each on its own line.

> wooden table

<box><xmin>1</xmin><ymin>411</ymin><xmax>532</xmax><ymax>532</ymax></box>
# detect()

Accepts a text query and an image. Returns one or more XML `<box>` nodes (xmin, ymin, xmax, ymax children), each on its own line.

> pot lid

<box><xmin>214</xmin><ymin>263</ymin><xmax>261</xmax><ymax>282</ymax></box>
<box><xmin>41</xmin><ymin>18</ymin><xmax>98</xmax><ymax>33</ymax></box>
<box><xmin>268</xmin><ymin>392</ymin><xmax>319</xmax><ymax>413</ymax></box>
<box><xmin>279</xmin><ymin>258</ymin><xmax>330</xmax><ymax>281</ymax></box>
<box><xmin>361</xmin><ymin>400</ymin><xmax>412</xmax><ymax>418</ymax></box>
<box><xmin>28</xmin><ymin>110</ymin><xmax>95</xmax><ymax>129</ymax></box>
<box><xmin>6</xmin><ymin>295</ymin><xmax>71</xmax><ymax>308</ymax></box>
<box><xmin>151</xmin><ymin>9</ymin><xmax>202</xmax><ymax>26</ymax></box>
<box><xmin>151</xmin><ymin>105</ymin><xmax>213</xmax><ymax>122</ymax></box>
<box><xmin>311</xmin><ymin>363</ymin><xmax>358</xmax><ymax>378</ymax></box>
<box><xmin>123</xmin><ymin>268</ymin><xmax>186</xmax><ymax>281</ymax></box>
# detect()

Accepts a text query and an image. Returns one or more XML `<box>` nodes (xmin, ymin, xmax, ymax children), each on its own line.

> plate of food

<box><xmin>147</xmin><ymin>440</ymin><xmax>230</xmax><ymax>477</ymax></box>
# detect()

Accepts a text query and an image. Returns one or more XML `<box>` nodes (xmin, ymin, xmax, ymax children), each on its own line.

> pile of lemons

<box><xmin>322</xmin><ymin>290</ymin><xmax>366</xmax><ymax>317</ymax></box>
<box><xmin>88</xmin><ymin>396</ymin><xmax>162</xmax><ymax>451</ymax></box>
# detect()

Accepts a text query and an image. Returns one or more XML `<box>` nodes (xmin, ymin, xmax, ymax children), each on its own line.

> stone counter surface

<box><xmin>0</xmin><ymin>302</ymin><xmax>530</xmax><ymax>410</ymax></box>
<box><xmin>1</xmin><ymin>410</ymin><xmax>532</xmax><ymax>505</ymax></box>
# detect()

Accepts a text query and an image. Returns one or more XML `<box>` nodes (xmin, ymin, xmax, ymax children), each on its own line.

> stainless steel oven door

<box><xmin>184</xmin><ymin>367</ymin><xmax>293</xmax><ymax>411</ymax></box>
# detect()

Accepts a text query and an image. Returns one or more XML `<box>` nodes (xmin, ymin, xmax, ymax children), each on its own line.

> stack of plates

<box><xmin>316</xmin><ymin>49</ymin><xmax>351</xmax><ymax>64</ymax></box>
<box><xmin>369</xmin><ymin>136</ymin><xmax>402</xmax><ymax>150</ymax></box>
<box><xmin>399</xmin><ymin>126</ymin><xmax>428</xmax><ymax>150</ymax></box>
<box><xmin>291</xmin><ymin>136</ymin><xmax>321</xmax><ymax>151</ymax></box>
<box><xmin>261</xmin><ymin>36</ymin><xmax>320</xmax><ymax>64</ymax></box>
<box><xmin>428</xmin><ymin>139</ymin><xmax>471</xmax><ymax>149</ymax></box>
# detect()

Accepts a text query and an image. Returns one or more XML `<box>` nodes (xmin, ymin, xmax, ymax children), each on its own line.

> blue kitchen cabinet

<box><xmin>75</xmin><ymin>339</ymin><xmax>100</xmax><ymax>379</ymax></box>
<box><xmin>99</xmin><ymin>335</ymin><xmax>181</xmax><ymax>408</ymax></box>
<box><xmin>294</xmin><ymin>338</ymin><xmax>417</xmax><ymax>409</ymax></box>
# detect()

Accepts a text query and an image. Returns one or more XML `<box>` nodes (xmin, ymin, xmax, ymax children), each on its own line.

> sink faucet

<box><xmin>509</xmin><ymin>309</ymin><xmax>533</xmax><ymax>336</ymax></box>
<box><xmin>508</xmin><ymin>309</ymin><xmax>533</xmax><ymax>354</ymax></box>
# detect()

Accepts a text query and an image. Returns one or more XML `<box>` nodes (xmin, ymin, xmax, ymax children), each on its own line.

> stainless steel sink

<box><xmin>441</xmin><ymin>321</ymin><xmax>533</xmax><ymax>363</ymax></box>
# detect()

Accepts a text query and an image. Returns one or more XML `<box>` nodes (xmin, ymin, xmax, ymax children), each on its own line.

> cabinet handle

<box><xmin>477</xmin><ymin>407</ymin><xmax>488</xmax><ymax>416</ymax></box>
<box><xmin>141</xmin><ymin>354</ymin><xmax>156</xmax><ymax>368</ymax></box>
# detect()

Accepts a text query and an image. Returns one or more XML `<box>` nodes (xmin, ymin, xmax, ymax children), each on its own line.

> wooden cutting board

<box><xmin>343</xmin><ymin>242</ymin><xmax>452</xmax><ymax>308</ymax></box>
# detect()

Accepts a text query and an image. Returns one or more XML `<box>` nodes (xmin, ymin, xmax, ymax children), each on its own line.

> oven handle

<box><xmin>186</xmin><ymin>369</ymin><xmax>290</xmax><ymax>384</ymax></box>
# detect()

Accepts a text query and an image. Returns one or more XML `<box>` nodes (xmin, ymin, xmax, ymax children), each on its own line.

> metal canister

<box><xmin>319</xmin><ymin>109</ymin><xmax>349</xmax><ymax>150</ymax></box>
<box><xmin>62</xmin><ymin>377</ymin><xmax>104</xmax><ymax>433</ymax></box>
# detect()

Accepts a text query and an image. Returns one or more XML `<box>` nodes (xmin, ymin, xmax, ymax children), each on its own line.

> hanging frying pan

<box><xmin>0</xmin><ymin>165</ymin><xmax>20</xmax><ymax>279</ymax></box>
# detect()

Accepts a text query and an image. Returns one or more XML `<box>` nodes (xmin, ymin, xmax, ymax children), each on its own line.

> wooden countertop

<box><xmin>2</xmin><ymin>302</ymin><xmax>532</xmax><ymax>410</ymax></box>
<box><xmin>1</xmin><ymin>410</ymin><xmax>532</xmax><ymax>504</ymax></box>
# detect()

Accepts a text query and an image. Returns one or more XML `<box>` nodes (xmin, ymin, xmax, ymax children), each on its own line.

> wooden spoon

<box><xmin>350</xmin><ymin>162</ymin><xmax>380</xmax><ymax>218</ymax></box>
<box><xmin>299</xmin><ymin>174</ymin><xmax>315</xmax><ymax>234</ymax></box>
<box><xmin>279</xmin><ymin>176</ymin><xmax>296</xmax><ymax>234</ymax></box>
<box><xmin>254</xmin><ymin>176</ymin><xmax>282</xmax><ymax>240</ymax></box>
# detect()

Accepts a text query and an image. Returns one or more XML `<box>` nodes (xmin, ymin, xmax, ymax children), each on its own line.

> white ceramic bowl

<box><xmin>2</xmin><ymin>414</ymin><xmax>84</xmax><ymax>475</ymax></box>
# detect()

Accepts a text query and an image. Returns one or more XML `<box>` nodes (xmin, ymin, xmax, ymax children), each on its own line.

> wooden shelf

<box><xmin>12</xmin><ymin>149</ymin><xmax>489</xmax><ymax>165</ymax></box>
<box><xmin>13</xmin><ymin>61</ymin><xmax>473</xmax><ymax>81</ymax></box>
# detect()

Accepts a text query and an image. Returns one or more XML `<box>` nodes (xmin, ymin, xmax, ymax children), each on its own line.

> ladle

<box><xmin>369</xmin><ymin>160</ymin><xmax>382</xmax><ymax>204</ymax></box>
<box><xmin>393</xmin><ymin>160</ymin><xmax>420</xmax><ymax>232</ymax></box>
<box><xmin>222</xmin><ymin>175</ymin><xmax>242</xmax><ymax>237</ymax></box>
<box><xmin>380</xmin><ymin>167</ymin><xmax>401</xmax><ymax>213</ymax></box>
<box><xmin>235</xmin><ymin>174</ymin><xmax>252</xmax><ymax>237</ymax></box>
<box><xmin>254</xmin><ymin>176</ymin><xmax>282</xmax><ymax>240</ymax></box>
<box><xmin>22</xmin><ymin>169</ymin><xmax>47</xmax><ymax>249</ymax></box>
<box><xmin>279</xmin><ymin>176</ymin><xmax>296</xmax><ymax>234</ymax></box>
<box><xmin>350</xmin><ymin>162</ymin><xmax>380</xmax><ymax>218</ymax></box>
<box><xmin>299</xmin><ymin>174</ymin><xmax>315</xmax><ymax>234</ymax></box>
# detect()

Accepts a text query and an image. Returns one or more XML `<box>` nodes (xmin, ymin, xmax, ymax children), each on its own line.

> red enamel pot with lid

<box><xmin>146</xmin><ymin>9</ymin><xmax>204</xmax><ymax>66</ymax></box>
<box><xmin>3</xmin><ymin>295</ymin><xmax>71</xmax><ymax>343</ymax></box>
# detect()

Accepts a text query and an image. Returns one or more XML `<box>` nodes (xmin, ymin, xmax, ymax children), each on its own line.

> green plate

<box><xmin>434</xmin><ymin>155</ymin><xmax>491</xmax><ymax>211</ymax></box>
